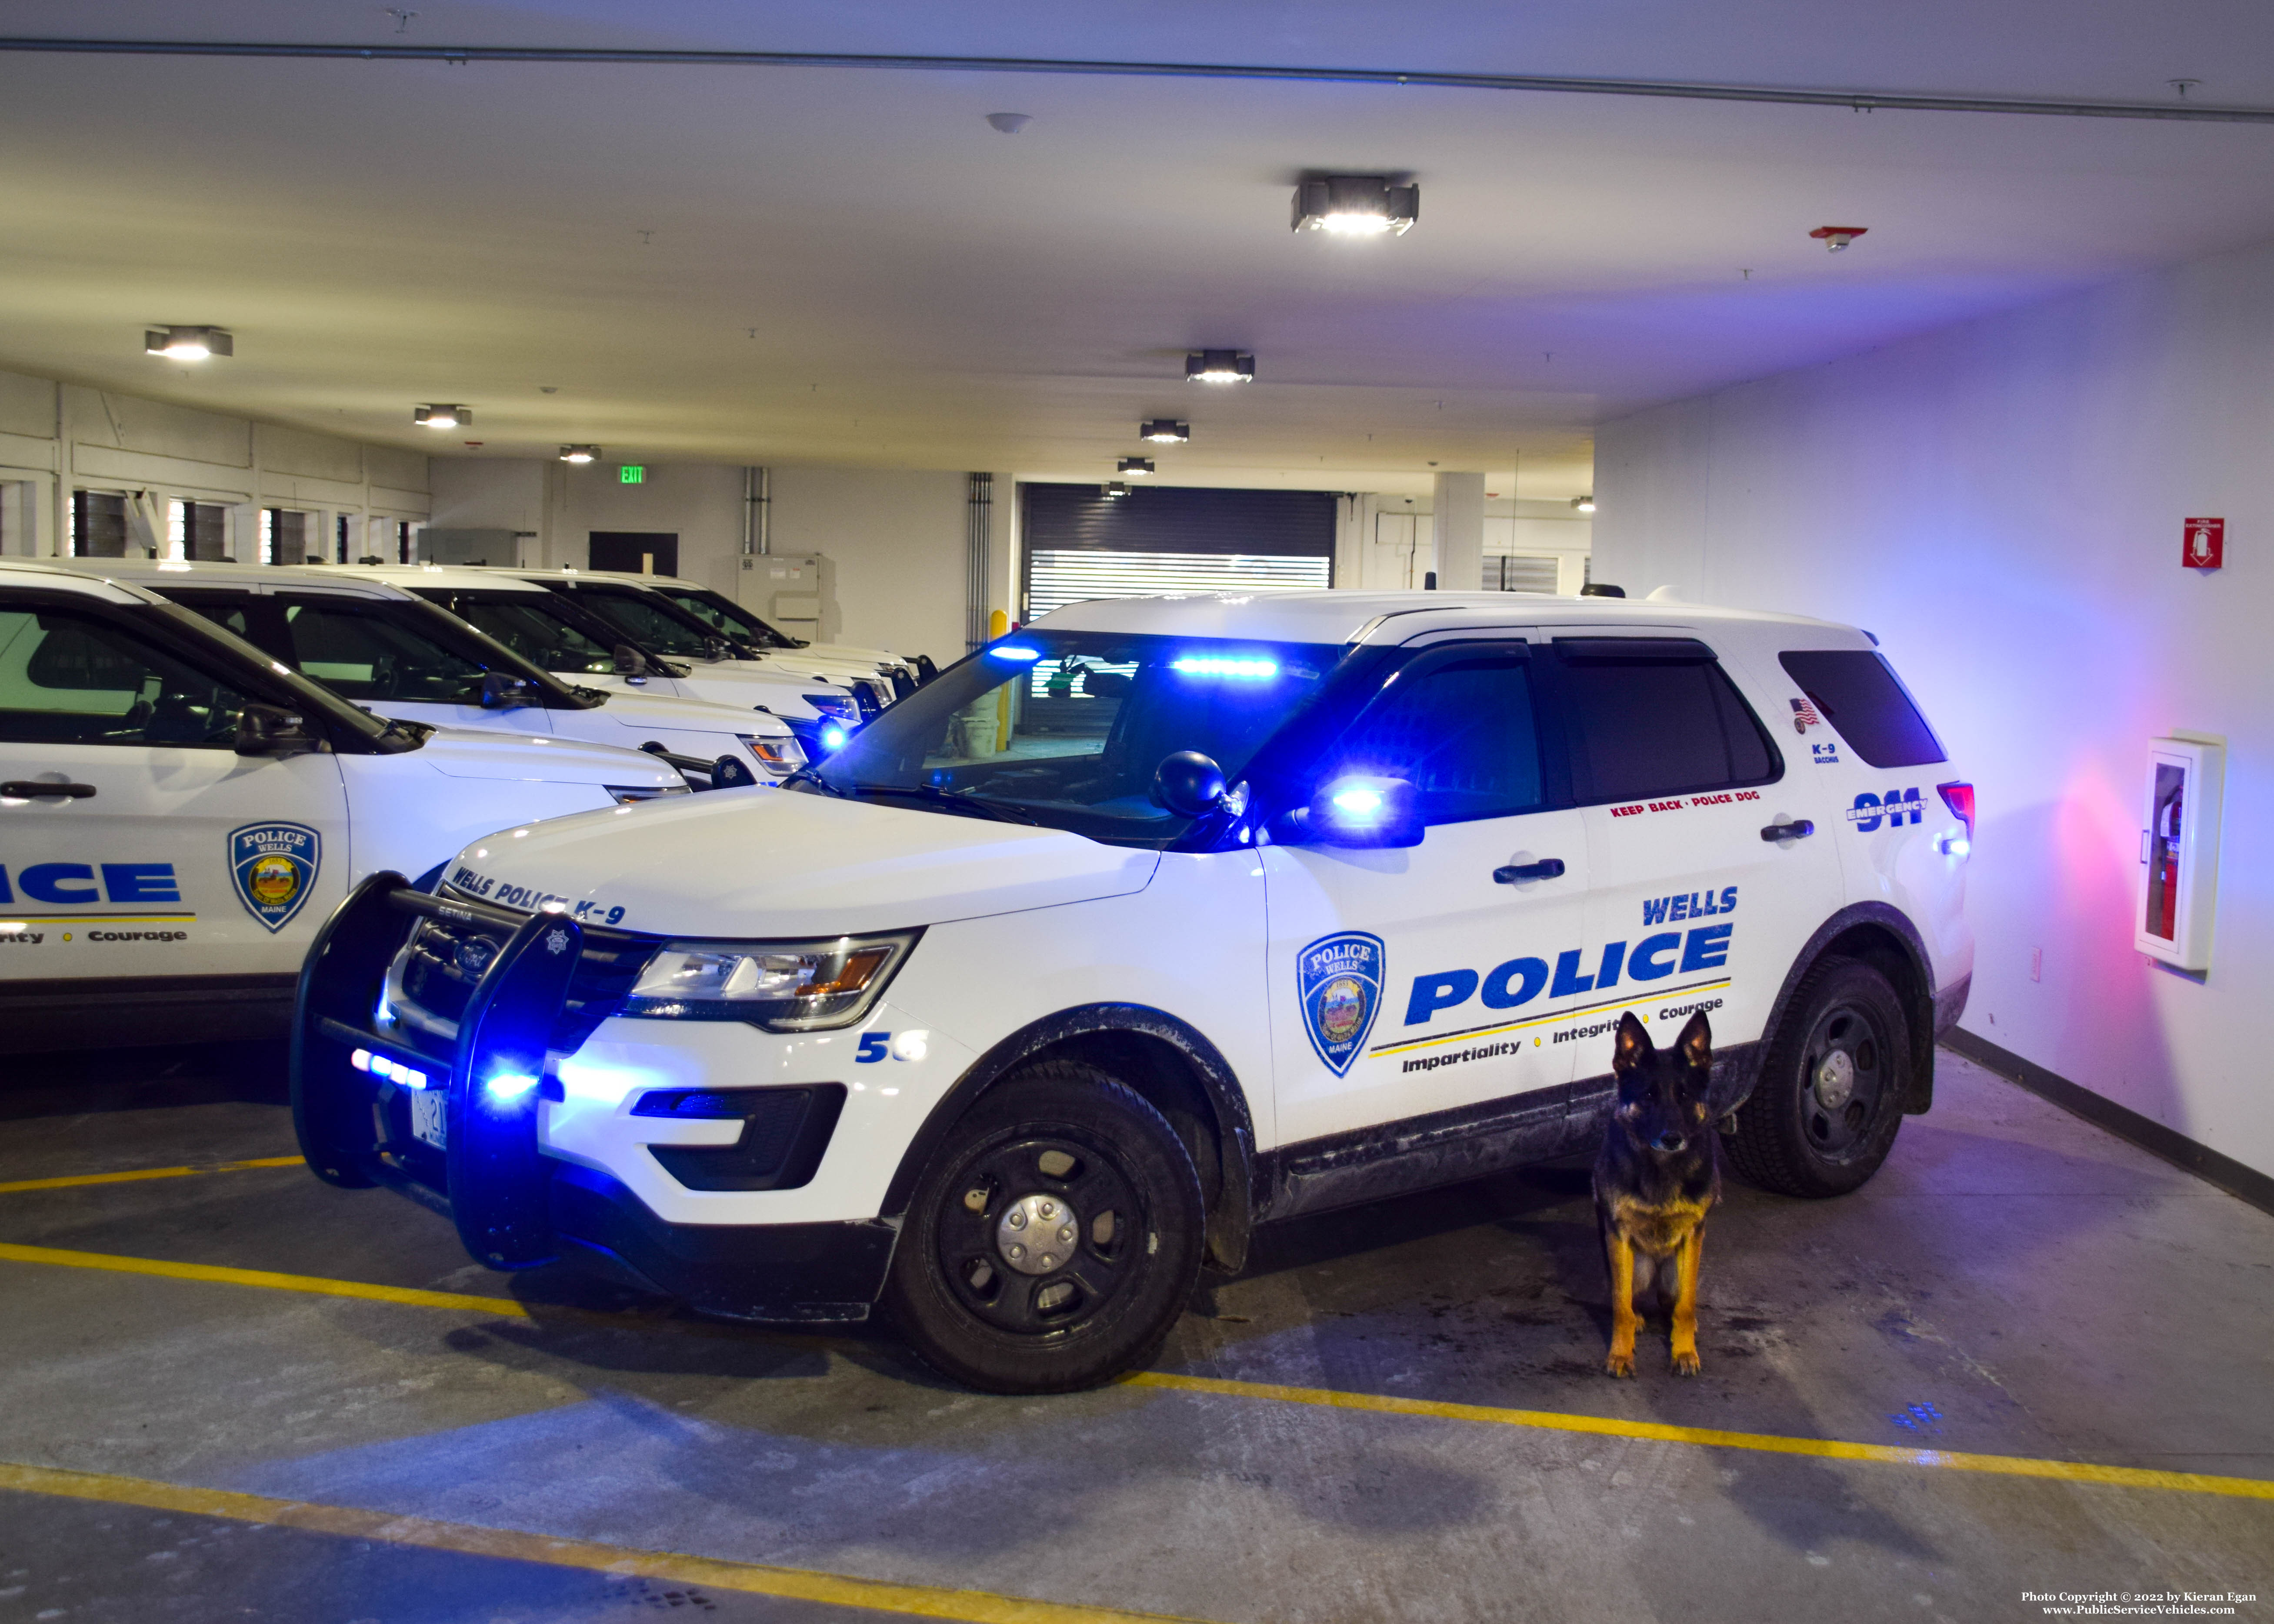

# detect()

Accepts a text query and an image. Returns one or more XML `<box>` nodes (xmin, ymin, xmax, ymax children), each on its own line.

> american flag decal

<box><xmin>1791</xmin><ymin>695</ymin><xmax>1822</xmax><ymax>728</ymax></box>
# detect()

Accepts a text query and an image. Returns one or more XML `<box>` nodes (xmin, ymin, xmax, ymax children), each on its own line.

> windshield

<box><xmin>137</xmin><ymin>602</ymin><xmax>403</xmax><ymax>748</ymax></box>
<box><xmin>655</xmin><ymin>585</ymin><xmax>800</xmax><ymax>649</ymax></box>
<box><xmin>419</xmin><ymin>590</ymin><xmax>628</xmax><ymax>676</ymax></box>
<box><xmin>805</xmin><ymin>631</ymin><xmax>1348</xmax><ymax>846</ymax></box>
<box><xmin>275</xmin><ymin>595</ymin><xmax>577</xmax><ymax>707</ymax></box>
<box><xmin>560</xmin><ymin>585</ymin><xmax>734</xmax><ymax>660</ymax></box>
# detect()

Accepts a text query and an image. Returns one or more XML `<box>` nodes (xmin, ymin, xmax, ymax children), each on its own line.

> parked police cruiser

<box><xmin>0</xmin><ymin>559</ymin><xmax>683</xmax><ymax>1052</ymax></box>
<box><xmin>295</xmin><ymin>590</ymin><xmax>1973</xmax><ymax>1393</ymax></box>
<box><xmin>350</xmin><ymin>566</ymin><xmax>872</xmax><ymax>758</ymax></box>
<box><xmin>58</xmin><ymin>560</ymin><xmax>805</xmax><ymax>787</ymax></box>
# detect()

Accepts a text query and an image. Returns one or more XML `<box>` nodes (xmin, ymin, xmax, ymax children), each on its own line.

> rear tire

<box><xmin>1727</xmin><ymin>959</ymin><xmax>1911</xmax><ymax>1198</ymax></box>
<box><xmin>883</xmin><ymin>1060</ymin><xmax>1204</xmax><ymax>1394</ymax></box>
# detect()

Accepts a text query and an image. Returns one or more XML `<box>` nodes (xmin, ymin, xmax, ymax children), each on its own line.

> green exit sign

<box><xmin>619</xmin><ymin>465</ymin><xmax>645</xmax><ymax>484</ymax></box>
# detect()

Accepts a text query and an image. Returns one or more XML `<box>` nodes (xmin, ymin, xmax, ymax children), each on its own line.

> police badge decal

<box><xmin>1297</xmin><ymin>931</ymin><xmax>1385</xmax><ymax>1077</ymax></box>
<box><xmin>227</xmin><ymin>822</ymin><xmax>322</xmax><ymax>933</ymax></box>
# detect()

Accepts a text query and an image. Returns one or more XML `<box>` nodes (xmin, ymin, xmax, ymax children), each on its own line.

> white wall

<box><xmin>1594</xmin><ymin>238</ymin><xmax>2274</xmax><ymax>1180</ymax></box>
<box><xmin>427</xmin><ymin>459</ymin><xmax>975</xmax><ymax>666</ymax></box>
<box><xmin>0</xmin><ymin>368</ymin><xmax>427</xmax><ymax>560</ymax></box>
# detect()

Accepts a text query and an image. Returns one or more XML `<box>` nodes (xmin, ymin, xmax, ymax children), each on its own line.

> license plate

<box><xmin>410</xmin><ymin>1088</ymin><xmax>448</xmax><ymax>1150</ymax></box>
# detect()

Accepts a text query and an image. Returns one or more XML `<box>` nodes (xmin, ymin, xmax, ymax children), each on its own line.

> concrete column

<box><xmin>1431</xmin><ymin>471</ymin><xmax>1485</xmax><ymax>591</ymax></box>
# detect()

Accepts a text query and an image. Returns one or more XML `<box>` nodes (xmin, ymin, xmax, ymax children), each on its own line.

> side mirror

<box><xmin>234</xmin><ymin>702</ymin><xmax>319</xmax><ymax>759</ymax></box>
<box><xmin>1275</xmin><ymin>776</ymin><xmax>1423</xmax><ymax>849</ymax></box>
<box><xmin>478</xmin><ymin>670</ymin><xmax>533</xmax><ymax>709</ymax></box>
<box><xmin>1150</xmin><ymin>750</ymin><xmax>1226</xmax><ymax>819</ymax></box>
<box><xmin>703</xmin><ymin>634</ymin><xmax>736</xmax><ymax>663</ymax></box>
<box><xmin>1083</xmin><ymin>670</ymin><xmax>1132</xmax><ymax>700</ymax></box>
<box><xmin>611</xmin><ymin>644</ymin><xmax>649</xmax><ymax>676</ymax></box>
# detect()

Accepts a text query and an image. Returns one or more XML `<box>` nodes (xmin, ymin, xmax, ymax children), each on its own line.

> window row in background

<box><xmin>69</xmin><ymin>490</ymin><xmax>423</xmax><ymax>565</ymax></box>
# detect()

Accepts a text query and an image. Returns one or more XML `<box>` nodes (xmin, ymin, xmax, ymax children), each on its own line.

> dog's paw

<box><xmin>1671</xmin><ymin>1349</ymin><xmax>1701</xmax><ymax>1377</ymax></box>
<box><xmin>1604</xmin><ymin>1352</ymin><xmax>1634</xmax><ymax>1379</ymax></box>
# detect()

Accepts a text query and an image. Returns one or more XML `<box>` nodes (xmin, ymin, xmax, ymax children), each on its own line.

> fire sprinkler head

<box><xmin>1810</xmin><ymin>226</ymin><xmax>1869</xmax><ymax>252</ymax></box>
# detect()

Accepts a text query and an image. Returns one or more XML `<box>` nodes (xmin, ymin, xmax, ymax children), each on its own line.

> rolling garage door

<box><xmin>1021</xmin><ymin>484</ymin><xmax>1336</xmax><ymax>621</ymax></box>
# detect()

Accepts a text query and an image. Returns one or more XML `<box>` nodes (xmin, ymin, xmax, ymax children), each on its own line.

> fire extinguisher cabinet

<box><xmin>2135</xmin><ymin>735</ymin><xmax>2224</xmax><ymax>972</ymax></box>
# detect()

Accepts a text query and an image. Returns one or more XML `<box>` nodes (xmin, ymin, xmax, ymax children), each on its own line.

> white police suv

<box><xmin>503</xmin><ymin>570</ymin><xmax>903</xmax><ymax>723</ymax></box>
<box><xmin>60</xmin><ymin>560</ymin><xmax>804</xmax><ymax>789</ymax></box>
<box><xmin>351</xmin><ymin>567</ymin><xmax>872</xmax><ymax>757</ymax></box>
<box><xmin>610</xmin><ymin>571</ymin><xmax>925</xmax><ymax>694</ymax></box>
<box><xmin>0</xmin><ymin>559</ymin><xmax>683</xmax><ymax>1052</ymax></box>
<box><xmin>294</xmin><ymin>590</ymin><xmax>1973</xmax><ymax>1392</ymax></box>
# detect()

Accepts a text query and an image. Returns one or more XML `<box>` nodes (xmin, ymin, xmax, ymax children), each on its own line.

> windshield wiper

<box><xmin>780</xmin><ymin>764</ymin><xmax>849</xmax><ymax>797</ymax></box>
<box><xmin>846</xmin><ymin>781</ymin><xmax>1041</xmax><ymax>826</ymax></box>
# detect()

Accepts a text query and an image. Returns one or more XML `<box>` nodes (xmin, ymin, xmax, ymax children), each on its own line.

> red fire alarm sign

<box><xmin>2183</xmin><ymin>517</ymin><xmax>2224</xmax><ymax>569</ymax></box>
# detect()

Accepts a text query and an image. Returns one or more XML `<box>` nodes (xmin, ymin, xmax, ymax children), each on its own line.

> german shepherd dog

<box><xmin>1594</xmin><ymin>1010</ymin><xmax>1721</xmax><ymax>1377</ymax></box>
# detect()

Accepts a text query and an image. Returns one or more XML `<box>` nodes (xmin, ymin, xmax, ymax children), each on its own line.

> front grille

<box><xmin>387</xmin><ymin>887</ymin><xmax>656</xmax><ymax>1053</ymax></box>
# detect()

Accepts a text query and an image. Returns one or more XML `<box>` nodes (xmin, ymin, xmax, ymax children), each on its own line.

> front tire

<box><xmin>883</xmin><ymin>1060</ymin><xmax>1205</xmax><ymax>1394</ymax></box>
<box><xmin>1727</xmin><ymin>959</ymin><xmax>1911</xmax><ymax>1198</ymax></box>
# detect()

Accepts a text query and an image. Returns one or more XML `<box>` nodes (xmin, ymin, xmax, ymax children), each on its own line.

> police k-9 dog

<box><xmin>1594</xmin><ymin>1010</ymin><xmax>1721</xmax><ymax>1377</ymax></box>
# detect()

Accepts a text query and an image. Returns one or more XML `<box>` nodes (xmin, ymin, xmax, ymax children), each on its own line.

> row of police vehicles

<box><xmin>2</xmin><ymin>560</ymin><xmax>1973</xmax><ymax>1394</ymax></box>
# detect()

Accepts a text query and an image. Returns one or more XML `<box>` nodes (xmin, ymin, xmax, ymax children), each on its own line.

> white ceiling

<box><xmin>5</xmin><ymin>1</ymin><xmax>2274</xmax><ymax>497</ymax></box>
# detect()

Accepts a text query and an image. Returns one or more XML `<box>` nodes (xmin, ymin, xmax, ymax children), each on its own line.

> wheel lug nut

<box><xmin>1058</xmin><ymin>1225</ymin><xmax>1074</xmax><ymax>1244</ymax></box>
<box><xmin>1038</xmin><ymin>1201</ymin><xmax>1055</xmax><ymax>1218</ymax></box>
<box><xmin>1007</xmin><ymin>1243</ymin><xmax>1025</xmax><ymax>1260</ymax></box>
<box><xmin>1007</xmin><ymin>1210</ymin><xmax>1026</xmax><ymax>1229</ymax></box>
<box><xmin>1039</xmin><ymin>1254</ymin><xmax>1057</xmax><ymax>1270</ymax></box>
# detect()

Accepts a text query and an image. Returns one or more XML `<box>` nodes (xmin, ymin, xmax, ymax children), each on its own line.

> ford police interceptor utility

<box><xmin>349</xmin><ymin>567</ymin><xmax>873</xmax><ymax>758</ymax></box>
<box><xmin>608</xmin><ymin>571</ymin><xmax>926</xmax><ymax>694</ymax></box>
<box><xmin>294</xmin><ymin>590</ymin><xmax>1973</xmax><ymax>1393</ymax></box>
<box><xmin>56</xmin><ymin>560</ymin><xmax>805</xmax><ymax>789</ymax></box>
<box><xmin>0</xmin><ymin>559</ymin><xmax>684</xmax><ymax>1051</ymax></box>
<box><xmin>504</xmin><ymin>570</ymin><xmax>911</xmax><ymax>717</ymax></box>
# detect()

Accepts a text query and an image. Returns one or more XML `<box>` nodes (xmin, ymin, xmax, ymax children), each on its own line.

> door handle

<box><xmin>1760</xmin><ymin>819</ymin><xmax>1814</xmax><ymax>841</ymax></box>
<box><xmin>1494</xmin><ymin>858</ymin><xmax>1565</xmax><ymax>884</ymax></box>
<box><xmin>0</xmin><ymin>781</ymin><xmax>97</xmax><ymax>800</ymax></box>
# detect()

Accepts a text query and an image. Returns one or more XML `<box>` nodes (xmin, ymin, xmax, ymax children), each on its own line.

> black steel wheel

<box><xmin>883</xmin><ymin>1059</ymin><xmax>1204</xmax><ymax>1394</ymax></box>
<box><xmin>1726</xmin><ymin>958</ymin><xmax>1911</xmax><ymax>1198</ymax></box>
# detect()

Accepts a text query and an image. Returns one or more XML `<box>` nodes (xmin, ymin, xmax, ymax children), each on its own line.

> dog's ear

<box><xmin>1677</xmin><ymin>1010</ymin><xmax>1713</xmax><ymax>1080</ymax></box>
<box><xmin>1613</xmin><ymin>1010</ymin><xmax>1651</xmax><ymax>1076</ymax></box>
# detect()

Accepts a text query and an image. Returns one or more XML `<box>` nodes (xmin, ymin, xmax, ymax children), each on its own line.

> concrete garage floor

<box><xmin>0</xmin><ymin>1047</ymin><xmax>2268</xmax><ymax>1624</ymax></box>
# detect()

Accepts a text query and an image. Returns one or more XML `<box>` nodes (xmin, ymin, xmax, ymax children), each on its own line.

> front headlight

<box><xmin>804</xmin><ymin>692</ymin><xmax>860</xmax><ymax>723</ymax></box>
<box><xmin>622</xmin><ymin>929</ymin><xmax>919</xmax><ymax>1030</ymax></box>
<box><xmin>737</xmin><ymin>732</ymin><xmax>804</xmax><ymax>776</ymax></box>
<box><xmin>608</xmin><ymin>782</ymin><xmax>694</xmax><ymax>804</ymax></box>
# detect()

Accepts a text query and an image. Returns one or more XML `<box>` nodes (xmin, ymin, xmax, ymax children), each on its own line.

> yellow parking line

<box><xmin>0</xmin><ymin>1241</ymin><xmax>533</xmax><ymax>1317</ymax></box>
<box><xmin>7</xmin><ymin>1240</ymin><xmax>2270</xmax><ymax>1504</ymax></box>
<box><xmin>0</xmin><ymin>1155</ymin><xmax>305</xmax><ymax>1195</ymax></box>
<box><xmin>0</xmin><ymin>1458</ymin><xmax>1210</xmax><ymax>1624</ymax></box>
<box><xmin>1125</xmin><ymin>1371</ymin><xmax>2274</xmax><ymax>1502</ymax></box>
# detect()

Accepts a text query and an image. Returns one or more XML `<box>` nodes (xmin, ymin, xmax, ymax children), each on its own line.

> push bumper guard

<box><xmin>292</xmin><ymin>872</ymin><xmax>585</xmax><ymax>1271</ymax></box>
<box><xmin>290</xmin><ymin>873</ymin><xmax>897</xmax><ymax>1319</ymax></box>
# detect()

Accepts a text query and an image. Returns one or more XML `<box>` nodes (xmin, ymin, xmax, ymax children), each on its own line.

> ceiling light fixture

<box><xmin>559</xmin><ymin>444</ymin><xmax>601</xmax><ymax>464</ymax></box>
<box><xmin>1810</xmin><ymin>225</ymin><xmax>1868</xmax><ymax>252</ymax></box>
<box><xmin>1140</xmin><ymin>419</ymin><xmax>1190</xmax><ymax>443</ymax></box>
<box><xmin>144</xmin><ymin>325</ymin><xmax>232</xmax><ymax>361</ymax></box>
<box><xmin>1572</xmin><ymin>495</ymin><xmax>1596</xmax><ymax>513</ymax></box>
<box><xmin>1292</xmin><ymin>176</ymin><xmax>1420</xmax><ymax>237</ymax></box>
<box><xmin>1101</xmin><ymin>481</ymin><xmax>1131</xmax><ymax>499</ymax></box>
<box><xmin>1186</xmin><ymin>350</ymin><xmax>1254</xmax><ymax>385</ymax></box>
<box><xmin>1118</xmin><ymin>457</ymin><xmax>1155</xmax><ymax>477</ymax></box>
<box><xmin>414</xmin><ymin>404</ymin><xmax>470</xmax><ymax>429</ymax></box>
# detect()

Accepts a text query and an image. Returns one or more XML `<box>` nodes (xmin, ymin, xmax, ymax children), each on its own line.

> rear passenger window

<box><xmin>1778</xmin><ymin>650</ymin><xmax>1946</xmax><ymax>768</ymax></box>
<box><xmin>1322</xmin><ymin>647</ymin><xmax>1543</xmax><ymax>824</ymax></box>
<box><xmin>1552</xmin><ymin>639</ymin><xmax>1779</xmax><ymax>804</ymax></box>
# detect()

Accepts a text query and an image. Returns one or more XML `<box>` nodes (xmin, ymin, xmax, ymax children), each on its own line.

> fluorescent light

<box><xmin>1101</xmin><ymin>480</ymin><xmax>1131</xmax><ymax>498</ymax></box>
<box><xmin>1292</xmin><ymin>178</ymin><xmax>1419</xmax><ymax>237</ymax></box>
<box><xmin>1140</xmin><ymin>419</ymin><xmax>1189</xmax><ymax>443</ymax></box>
<box><xmin>1571</xmin><ymin>495</ymin><xmax>1596</xmax><ymax>513</ymax></box>
<box><xmin>415</xmin><ymin>404</ymin><xmax>470</xmax><ymax>429</ymax></box>
<box><xmin>559</xmin><ymin>444</ymin><xmax>600</xmax><ymax>464</ymax></box>
<box><xmin>1118</xmin><ymin>457</ymin><xmax>1155</xmax><ymax>477</ymax></box>
<box><xmin>1185</xmin><ymin>350</ymin><xmax>1254</xmax><ymax>385</ymax></box>
<box><xmin>144</xmin><ymin>325</ymin><xmax>232</xmax><ymax>361</ymax></box>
